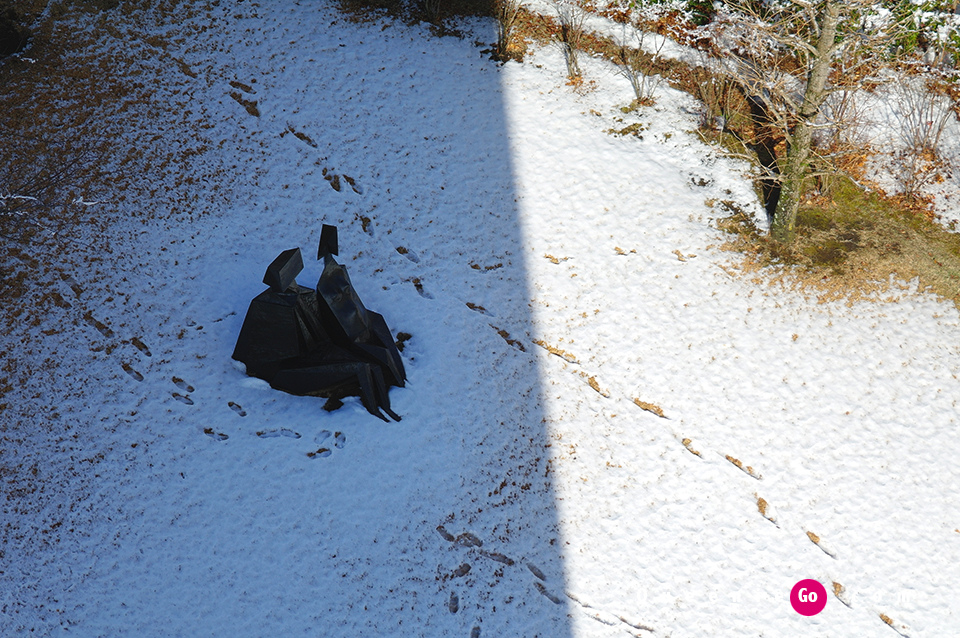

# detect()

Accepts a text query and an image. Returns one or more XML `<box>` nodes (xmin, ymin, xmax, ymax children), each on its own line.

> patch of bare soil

<box><xmin>0</xmin><ymin>1</ymin><xmax>231</xmax><ymax>627</ymax></box>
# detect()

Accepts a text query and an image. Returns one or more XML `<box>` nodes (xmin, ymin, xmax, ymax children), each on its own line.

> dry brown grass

<box><xmin>713</xmin><ymin>181</ymin><xmax>960</xmax><ymax>309</ymax></box>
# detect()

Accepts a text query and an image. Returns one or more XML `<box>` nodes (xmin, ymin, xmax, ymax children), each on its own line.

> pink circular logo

<box><xmin>791</xmin><ymin>579</ymin><xmax>827</xmax><ymax>616</ymax></box>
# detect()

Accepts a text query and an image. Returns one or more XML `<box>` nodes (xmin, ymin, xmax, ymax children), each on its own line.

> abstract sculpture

<box><xmin>232</xmin><ymin>225</ymin><xmax>406</xmax><ymax>421</ymax></box>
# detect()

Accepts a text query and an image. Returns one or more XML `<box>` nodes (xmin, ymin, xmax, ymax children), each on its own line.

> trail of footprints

<box><xmin>172</xmin><ymin>375</ymin><xmax>196</xmax><ymax>405</ymax></box>
<box><xmin>533</xmin><ymin>343</ymin><xmax>879</xmax><ymax>626</ymax></box>
<box><xmin>48</xmin><ymin>265</ymin><xmax>153</xmax><ymax>386</ymax></box>
<box><xmin>434</xmin><ymin>523</ymin><xmax>654</xmax><ymax>636</ymax></box>
<box><xmin>120</xmin><ymin>339</ymin><xmax>349</xmax><ymax>452</ymax></box>
<box><xmin>680</xmin><ymin>435</ymin><xmax>911</xmax><ymax>633</ymax></box>
<box><xmin>513</xmin><ymin>276</ymin><xmax>901</xmax><ymax>630</ymax></box>
<box><xmin>49</xmin><ymin>245</ymin><xmax>358</xmax><ymax>453</ymax></box>
<box><xmin>305</xmin><ymin>431</ymin><xmax>346</xmax><ymax>458</ymax></box>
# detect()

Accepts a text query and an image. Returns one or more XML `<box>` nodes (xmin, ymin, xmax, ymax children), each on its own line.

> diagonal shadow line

<box><xmin>268</xmin><ymin>3</ymin><xmax>577</xmax><ymax>635</ymax></box>
<box><xmin>0</xmin><ymin>2</ymin><xmax>576</xmax><ymax>636</ymax></box>
<box><xmin>194</xmin><ymin>1</ymin><xmax>580</xmax><ymax>635</ymax></box>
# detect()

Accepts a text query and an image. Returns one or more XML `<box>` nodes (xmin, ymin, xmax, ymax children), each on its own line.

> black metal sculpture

<box><xmin>232</xmin><ymin>225</ymin><xmax>406</xmax><ymax>421</ymax></box>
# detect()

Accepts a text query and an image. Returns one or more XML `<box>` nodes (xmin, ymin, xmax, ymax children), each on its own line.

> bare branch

<box><xmin>494</xmin><ymin>0</ymin><xmax>523</xmax><ymax>61</ymax></box>
<box><xmin>552</xmin><ymin>0</ymin><xmax>586</xmax><ymax>79</ymax></box>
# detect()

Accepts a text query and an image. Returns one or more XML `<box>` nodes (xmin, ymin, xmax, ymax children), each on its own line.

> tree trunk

<box><xmin>770</xmin><ymin>1</ymin><xmax>841</xmax><ymax>243</ymax></box>
<box><xmin>748</xmin><ymin>95</ymin><xmax>782</xmax><ymax>225</ymax></box>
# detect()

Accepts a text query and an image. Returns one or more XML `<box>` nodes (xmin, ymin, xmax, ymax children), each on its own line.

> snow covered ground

<box><xmin>3</xmin><ymin>1</ymin><xmax>960</xmax><ymax>636</ymax></box>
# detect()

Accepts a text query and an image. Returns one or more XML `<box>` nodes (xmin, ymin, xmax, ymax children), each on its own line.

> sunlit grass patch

<box><xmin>715</xmin><ymin>178</ymin><xmax>960</xmax><ymax>309</ymax></box>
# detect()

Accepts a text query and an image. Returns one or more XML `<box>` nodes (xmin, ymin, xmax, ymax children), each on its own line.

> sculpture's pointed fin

<box><xmin>356</xmin><ymin>365</ymin><xmax>389</xmax><ymax>422</ymax></box>
<box><xmin>318</xmin><ymin>224</ymin><xmax>339</xmax><ymax>259</ymax></box>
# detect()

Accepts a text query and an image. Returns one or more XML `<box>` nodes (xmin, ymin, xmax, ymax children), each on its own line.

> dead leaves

<box><xmin>724</xmin><ymin>454</ymin><xmax>762</xmax><ymax>479</ymax></box>
<box><xmin>632</xmin><ymin>397</ymin><xmax>665</xmax><ymax>418</ymax></box>
<box><xmin>321</xmin><ymin>167</ymin><xmax>359</xmax><ymax>193</ymax></box>
<box><xmin>533</xmin><ymin>338</ymin><xmax>578</xmax><ymax>363</ymax></box>
<box><xmin>681</xmin><ymin>437</ymin><xmax>702</xmax><ymax>457</ymax></box>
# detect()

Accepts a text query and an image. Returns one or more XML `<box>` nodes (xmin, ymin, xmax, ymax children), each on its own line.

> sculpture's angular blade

<box><xmin>263</xmin><ymin>247</ymin><xmax>304</xmax><ymax>292</ymax></box>
<box><xmin>366</xmin><ymin>310</ymin><xmax>406</xmax><ymax>385</ymax></box>
<box><xmin>316</xmin><ymin>259</ymin><xmax>371</xmax><ymax>343</ymax></box>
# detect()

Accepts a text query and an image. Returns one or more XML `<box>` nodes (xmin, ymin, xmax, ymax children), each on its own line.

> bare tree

<box><xmin>494</xmin><ymin>0</ymin><xmax>523</xmax><ymax>62</ymax></box>
<box><xmin>0</xmin><ymin>130</ymin><xmax>98</xmax><ymax>243</ymax></box>
<box><xmin>613</xmin><ymin>27</ymin><xmax>664</xmax><ymax>105</ymax></box>
<box><xmin>420</xmin><ymin>0</ymin><xmax>443</xmax><ymax>24</ymax></box>
<box><xmin>553</xmin><ymin>0</ymin><xmax>586</xmax><ymax>79</ymax></box>
<box><xmin>893</xmin><ymin>79</ymin><xmax>955</xmax><ymax>198</ymax></box>
<box><xmin>715</xmin><ymin>1</ymin><xmax>892</xmax><ymax>243</ymax></box>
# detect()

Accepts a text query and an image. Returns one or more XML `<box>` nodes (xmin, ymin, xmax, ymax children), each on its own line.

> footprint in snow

<box><xmin>204</xmin><ymin>428</ymin><xmax>228</xmax><ymax>441</ymax></box>
<box><xmin>82</xmin><ymin>311</ymin><xmax>114</xmax><ymax>338</ymax></box>
<box><xmin>229</xmin><ymin>79</ymin><xmax>256</xmax><ymax>94</ymax></box>
<box><xmin>408</xmin><ymin>277</ymin><xmax>433</xmax><ymax>299</ymax></box>
<box><xmin>534</xmin><ymin>581</ymin><xmax>564</xmax><ymax>605</ymax></box>
<box><xmin>228</xmin><ymin>401</ymin><xmax>247</xmax><ymax>417</ymax></box>
<box><xmin>122</xmin><ymin>363</ymin><xmax>143</xmax><ymax>382</ymax></box>
<box><xmin>257</xmin><ymin>428</ymin><xmax>301</xmax><ymax>439</ymax></box>
<box><xmin>456</xmin><ymin>532</ymin><xmax>482</xmax><ymax>548</ymax></box>
<box><xmin>447</xmin><ymin>591</ymin><xmax>459</xmax><ymax>614</ymax></box>
<box><xmin>58</xmin><ymin>272</ymin><xmax>82</xmax><ymax>297</ymax></box>
<box><xmin>306</xmin><ymin>431</ymin><xmax>342</xmax><ymax>457</ymax></box>
<box><xmin>436</xmin><ymin>527</ymin><xmax>515</xmax><ymax>564</ymax></box>
<box><xmin>479</xmin><ymin>550</ymin><xmax>514</xmax><ymax>565</ymax></box>
<box><xmin>526</xmin><ymin>562</ymin><xmax>546</xmax><ymax>581</ymax></box>
<box><xmin>173</xmin><ymin>392</ymin><xmax>194</xmax><ymax>405</ymax></box>
<box><xmin>470</xmin><ymin>627</ymin><xmax>481</xmax><ymax>638</ymax></box>
<box><xmin>131</xmin><ymin>336</ymin><xmax>152</xmax><ymax>356</ymax></box>
<box><xmin>436</xmin><ymin>525</ymin><xmax>456</xmax><ymax>542</ymax></box>
<box><xmin>465</xmin><ymin>302</ymin><xmax>492</xmax><ymax>316</ymax></box>
<box><xmin>228</xmin><ymin>90</ymin><xmax>260</xmax><ymax>117</ymax></box>
<box><xmin>172</xmin><ymin>376</ymin><xmax>195</xmax><ymax>392</ymax></box>
<box><xmin>396</xmin><ymin>246</ymin><xmax>420</xmax><ymax>263</ymax></box>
